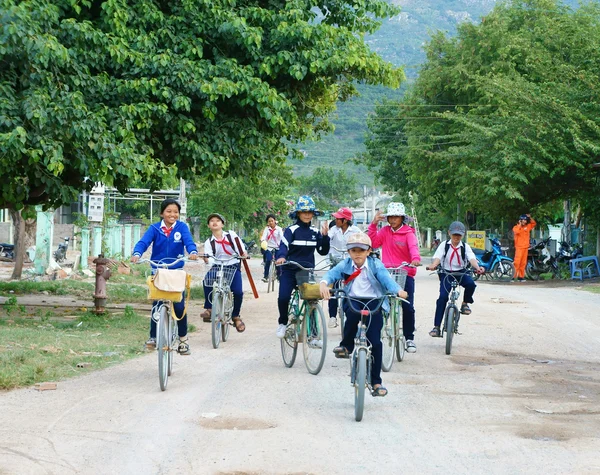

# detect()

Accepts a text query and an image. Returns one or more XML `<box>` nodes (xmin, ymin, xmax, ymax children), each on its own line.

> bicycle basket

<box><xmin>387</xmin><ymin>267</ymin><xmax>408</xmax><ymax>289</ymax></box>
<box><xmin>203</xmin><ymin>264</ymin><xmax>238</xmax><ymax>287</ymax></box>
<box><xmin>147</xmin><ymin>269</ymin><xmax>189</xmax><ymax>302</ymax></box>
<box><xmin>298</xmin><ymin>283</ymin><xmax>322</xmax><ymax>300</ymax></box>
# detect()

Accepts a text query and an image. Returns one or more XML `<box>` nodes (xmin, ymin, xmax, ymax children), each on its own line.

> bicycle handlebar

<box><xmin>135</xmin><ymin>257</ymin><xmax>193</xmax><ymax>267</ymax></box>
<box><xmin>277</xmin><ymin>260</ymin><xmax>328</xmax><ymax>271</ymax></box>
<box><xmin>330</xmin><ymin>288</ymin><xmax>410</xmax><ymax>314</ymax></box>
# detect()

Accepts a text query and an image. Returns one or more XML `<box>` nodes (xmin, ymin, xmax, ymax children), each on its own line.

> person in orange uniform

<box><xmin>512</xmin><ymin>214</ymin><xmax>536</xmax><ymax>282</ymax></box>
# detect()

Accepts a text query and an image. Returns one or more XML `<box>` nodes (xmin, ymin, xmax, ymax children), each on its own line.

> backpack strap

<box><xmin>442</xmin><ymin>240</ymin><xmax>466</xmax><ymax>267</ymax></box>
<box><xmin>210</xmin><ymin>238</ymin><xmax>216</xmax><ymax>256</ymax></box>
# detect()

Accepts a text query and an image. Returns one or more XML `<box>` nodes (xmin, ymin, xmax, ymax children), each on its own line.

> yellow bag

<box><xmin>147</xmin><ymin>269</ymin><xmax>190</xmax><ymax>303</ymax></box>
<box><xmin>298</xmin><ymin>283</ymin><xmax>322</xmax><ymax>301</ymax></box>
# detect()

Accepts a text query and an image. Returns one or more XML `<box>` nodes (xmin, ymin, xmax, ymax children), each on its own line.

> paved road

<box><xmin>1</xmin><ymin>258</ymin><xmax>599</xmax><ymax>474</ymax></box>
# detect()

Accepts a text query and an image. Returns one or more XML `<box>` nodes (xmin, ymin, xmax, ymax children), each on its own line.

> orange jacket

<box><xmin>513</xmin><ymin>218</ymin><xmax>537</xmax><ymax>249</ymax></box>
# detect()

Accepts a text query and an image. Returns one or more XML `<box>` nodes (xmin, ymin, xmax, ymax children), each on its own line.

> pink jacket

<box><xmin>367</xmin><ymin>222</ymin><xmax>421</xmax><ymax>277</ymax></box>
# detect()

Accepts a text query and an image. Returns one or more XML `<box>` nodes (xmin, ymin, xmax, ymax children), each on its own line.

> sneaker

<box><xmin>406</xmin><ymin>340</ymin><xmax>417</xmax><ymax>353</ymax></box>
<box><xmin>519</xmin><ymin>279</ymin><xmax>526</xmax><ymax>283</ymax></box>
<box><xmin>145</xmin><ymin>337</ymin><xmax>156</xmax><ymax>349</ymax></box>
<box><xmin>328</xmin><ymin>317</ymin><xmax>338</xmax><ymax>328</ymax></box>
<box><xmin>276</xmin><ymin>324</ymin><xmax>287</xmax><ymax>339</ymax></box>
<box><xmin>429</xmin><ymin>326</ymin><xmax>441</xmax><ymax>338</ymax></box>
<box><xmin>308</xmin><ymin>338</ymin><xmax>323</xmax><ymax>349</ymax></box>
<box><xmin>177</xmin><ymin>339</ymin><xmax>191</xmax><ymax>355</ymax></box>
<box><xmin>261</xmin><ymin>277</ymin><xmax>268</xmax><ymax>283</ymax></box>
<box><xmin>510</xmin><ymin>279</ymin><xmax>515</xmax><ymax>283</ymax></box>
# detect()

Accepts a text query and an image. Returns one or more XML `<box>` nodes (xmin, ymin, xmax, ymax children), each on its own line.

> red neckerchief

<box><xmin>162</xmin><ymin>225</ymin><xmax>173</xmax><ymax>238</ymax></box>
<box><xmin>344</xmin><ymin>267</ymin><xmax>362</xmax><ymax>285</ymax></box>
<box><xmin>449</xmin><ymin>244</ymin><xmax>461</xmax><ymax>267</ymax></box>
<box><xmin>214</xmin><ymin>236</ymin><xmax>233</xmax><ymax>255</ymax></box>
<box><xmin>267</xmin><ymin>227</ymin><xmax>276</xmax><ymax>241</ymax></box>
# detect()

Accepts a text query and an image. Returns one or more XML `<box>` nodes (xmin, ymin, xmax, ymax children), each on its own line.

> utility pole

<box><xmin>363</xmin><ymin>185</ymin><xmax>367</xmax><ymax>228</ymax></box>
<box><xmin>179</xmin><ymin>178</ymin><xmax>187</xmax><ymax>222</ymax></box>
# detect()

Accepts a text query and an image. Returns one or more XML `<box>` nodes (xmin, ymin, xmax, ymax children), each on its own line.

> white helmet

<box><xmin>383</xmin><ymin>202</ymin><xmax>407</xmax><ymax>218</ymax></box>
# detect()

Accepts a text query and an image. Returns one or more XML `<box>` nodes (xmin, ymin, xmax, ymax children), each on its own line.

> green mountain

<box><xmin>289</xmin><ymin>0</ymin><xmax>579</xmax><ymax>180</ymax></box>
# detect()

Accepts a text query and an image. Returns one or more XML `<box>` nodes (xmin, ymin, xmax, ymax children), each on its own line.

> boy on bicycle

<box><xmin>327</xmin><ymin>207</ymin><xmax>361</xmax><ymax>328</ymax></box>
<box><xmin>260</xmin><ymin>214</ymin><xmax>283</xmax><ymax>282</ymax></box>
<box><xmin>200</xmin><ymin>213</ymin><xmax>248</xmax><ymax>333</ymax></box>
<box><xmin>368</xmin><ymin>202</ymin><xmax>421</xmax><ymax>353</ymax></box>
<box><xmin>275</xmin><ymin>196</ymin><xmax>329</xmax><ymax>338</ymax></box>
<box><xmin>319</xmin><ymin>233</ymin><xmax>408</xmax><ymax>397</ymax></box>
<box><xmin>131</xmin><ymin>198</ymin><xmax>198</xmax><ymax>355</ymax></box>
<box><xmin>425</xmin><ymin>221</ymin><xmax>484</xmax><ymax>337</ymax></box>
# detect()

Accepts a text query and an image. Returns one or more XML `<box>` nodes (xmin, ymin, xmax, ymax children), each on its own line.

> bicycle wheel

<box><xmin>221</xmin><ymin>292</ymin><xmax>231</xmax><ymax>342</ymax></box>
<box><xmin>337</xmin><ymin>297</ymin><xmax>345</xmax><ymax>337</ymax></box>
<box><xmin>211</xmin><ymin>292</ymin><xmax>223</xmax><ymax>349</ymax></box>
<box><xmin>157</xmin><ymin>305</ymin><xmax>169</xmax><ymax>391</ymax></box>
<box><xmin>167</xmin><ymin>312</ymin><xmax>175</xmax><ymax>376</ymax></box>
<box><xmin>281</xmin><ymin>294</ymin><xmax>300</xmax><ymax>368</ymax></box>
<box><xmin>445</xmin><ymin>305</ymin><xmax>457</xmax><ymax>355</ymax></box>
<box><xmin>302</xmin><ymin>303</ymin><xmax>327</xmax><ymax>375</ymax></box>
<box><xmin>394</xmin><ymin>302</ymin><xmax>405</xmax><ymax>362</ymax></box>
<box><xmin>381</xmin><ymin>310</ymin><xmax>395</xmax><ymax>372</ymax></box>
<box><xmin>354</xmin><ymin>348</ymin><xmax>367</xmax><ymax>422</ymax></box>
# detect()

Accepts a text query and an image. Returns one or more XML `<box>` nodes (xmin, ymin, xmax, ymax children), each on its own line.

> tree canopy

<box><xmin>294</xmin><ymin>166</ymin><xmax>361</xmax><ymax>212</ymax></box>
<box><xmin>0</xmin><ymin>0</ymin><xmax>403</xmax><ymax>211</ymax></box>
<box><xmin>361</xmin><ymin>0</ymin><xmax>600</xmax><ymax>228</ymax></box>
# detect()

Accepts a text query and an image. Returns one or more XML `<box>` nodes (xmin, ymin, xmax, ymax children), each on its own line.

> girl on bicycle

<box><xmin>260</xmin><ymin>214</ymin><xmax>283</xmax><ymax>282</ymax></box>
<box><xmin>275</xmin><ymin>196</ymin><xmax>329</xmax><ymax>338</ymax></box>
<box><xmin>425</xmin><ymin>221</ymin><xmax>484</xmax><ymax>337</ymax></box>
<box><xmin>327</xmin><ymin>207</ymin><xmax>361</xmax><ymax>328</ymax></box>
<box><xmin>319</xmin><ymin>233</ymin><xmax>407</xmax><ymax>397</ymax></box>
<box><xmin>368</xmin><ymin>202</ymin><xmax>421</xmax><ymax>353</ymax></box>
<box><xmin>200</xmin><ymin>213</ymin><xmax>248</xmax><ymax>332</ymax></box>
<box><xmin>131</xmin><ymin>198</ymin><xmax>198</xmax><ymax>355</ymax></box>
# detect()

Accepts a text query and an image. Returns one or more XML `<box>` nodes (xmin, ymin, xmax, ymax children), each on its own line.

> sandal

<box><xmin>372</xmin><ymin>385</ymin><xmax>388</xmax><ymax>397</ymax></box>
<box><xmin>460</xmin><ymin>303</ymin><xmax>472</xmax><ymax>315</ymax></box>
<box><xmin>201</xmin><ymin>309</ymin><xmax>211</xmax><ymax>322</ymax></box>
<box><xmin>232</xmin><ymin>316</ymin><xmax>246</xmax><ymax>333</ymax></box>
<box><xmin>429</xmin><ymin>326</ymin><xmax>441</xmax><ymax>338</ymax></box>
<box><xmin>177</xmin><ymin>338</ymin><xmax>191</xmax><ymax>355</ymax></box>
<box><xmin>333</xmin><ymin>346</ymin><xmax>349</xmax><ymax>359</ymax></box>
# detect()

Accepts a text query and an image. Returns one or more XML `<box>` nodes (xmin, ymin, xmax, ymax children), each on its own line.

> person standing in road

<box><xmin>327</xmin><ymin>207</ymin><xmax>361</xmax><ymax>328</ymax></box>
<box><xmin>512</xmin><ymin>214</ymin><xmax>536</xmax><ymax>282</ymax></box>
<box><xmin>368</xmin><ymin>202</ymin><xmax>421</xmax><ymax>354</ymax></box>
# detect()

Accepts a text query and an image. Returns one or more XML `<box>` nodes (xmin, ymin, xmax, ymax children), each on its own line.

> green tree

<box><xmin>362</xmin><ymin>0</ymin><xmax>600</xmax><ymax>230</ymax></box>
<box><xmin>1</xmin><ymin>0</ymin><xmax>403</xmax><ymax>276</ymax></box>
<box><xmin>294</xmin><ymin>166</ymin><xmax>361</xmax><ymax>212</ymax></box>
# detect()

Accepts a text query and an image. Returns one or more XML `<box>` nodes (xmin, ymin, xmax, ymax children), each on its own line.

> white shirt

<box><xmin>432</xmin><ymin>240</ymin><xmax>476</xmax><ymax>271</ymax></box>
<box><xmin>348</xmin><ymin>260</ymin><xmax>378</xmax><ymax>299</ymax></box>
<box><xmin>260</xmin><ymin>225</ymin><xmax>283</xmax><ymax>249</ymax></box>
<box><xmin>204</xmin><ymin>230</ymin><xmax>245</xmax><ymax>266</ymax></box>
<box><xmin>329</xmin><ymin>224</ymin><xmax>362</xmax><ymax>261</ymax></box>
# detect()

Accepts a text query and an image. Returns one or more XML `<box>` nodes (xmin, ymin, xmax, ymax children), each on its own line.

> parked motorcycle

<box><xmin>472</xmin><ymin>238</ymin><xmax>515</xmax><ymax>282</ymax></box>
<box><xmin>526</xmin><ymin>237</ymin><xmax>559</xmax><ymax>280</ymax></box>
<box><xmin>242</xmin><ymin>238</ymin><xmax>256</xmax><ymax>254</ymax></box>
<box><xmin>556</xmin><ymin>241</ymin><xmax>583</xmax><ymax>264</ymax></box>
<box><xmin>0</xmin><ymin>243</ymin><xmax>15</xmax><ymax>260</ymax></box>
<box><xmin>53</xmin><ymin>237</ymin><xmax>70</xmax><ymax>263</ymax></box>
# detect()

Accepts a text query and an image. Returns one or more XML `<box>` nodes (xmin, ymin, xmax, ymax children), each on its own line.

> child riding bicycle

<box><xmin>131</xmin><ymin>198</ymin><xmax>198</xmax><ymax>354</ymax></box>
<box><xmin>368</xmin><ymin>202</ymin><xmax>421</xmax><ymax>353</ymax></box>
<box><xmin>319</xmin><ymin>233</ymin><xmax>408</xmax><ymax>398</ymax></box>
<box><xmin>425</xmin><ymin>221</ymin><xmax>484</xmax><ymax>337</ymax></box>
<box><xmin>260</xmin><ymin>214</ymin><xmax>283</xmax><ymax>282</ymax></box>
<box><xmin>275</xmin><ymin>196</ymin><xmax>329</xmax><ymax>338</ymax></box>
<box><xmin>327</xmin><ymin>207</ymin><xmax>361</xmax><ymax>328</ymax></box>
<box><xmin>200</xmin><ymin>213</ymin><xmax>247</xmax><ymax>333</ymax></box>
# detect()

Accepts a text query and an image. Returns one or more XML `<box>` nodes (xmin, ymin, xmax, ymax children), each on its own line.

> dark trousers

<box><xmin>328</xmin><ymin>279</ymin><xmax>343</xmax><ymax>318</ymax></box>
<box><xmin>150</xmin><ymin>292</ymin><xmax>187</xmax><ymax>338</ymax></box>
<box><xmin>434</xmin><ymin>271</ymin><xmax>476</xmax><ymax>327</ymax></box>
<box><xmin>203</xmin><ymin>267</ymin><xmax>244</xmax><ymax>317</ymax></box>
<box><xmin>340</xmin><ymin>299</ymin><xmax>384</xmax><ymax>386</ymax></box>
<box><xmin>263</xmin><ymin>250</ymin><xmax>274</xmax><ymax>279</ymax></box>
<box><xmin>401</xmin><ymin>276</ymin><xmax>416</xmax><ymax>340</ymax></box>
<box><xmin>277</xmin><ymin>267</ymin><xmax>302</xmax><ymax>325</ymax></box>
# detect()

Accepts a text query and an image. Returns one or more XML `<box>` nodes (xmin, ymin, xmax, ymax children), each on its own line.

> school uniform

<box><xmin>275</xmin><ymin>220</ymin><xmax>330</xmax><ymax>324</ymax></box>
<box><xmin>322</xmin><ymin>256</ymin><xmax>400</xmax><ymax>386</ymax></box>
<box><xmin>432</xmin><ymin>240</ymin><xmax>477</xmax><ymax>327</ymax></box>
<box><xmin>260</xmin><ymin>225</ymin><xmax>283</xmax><ymax>279</ymax></box>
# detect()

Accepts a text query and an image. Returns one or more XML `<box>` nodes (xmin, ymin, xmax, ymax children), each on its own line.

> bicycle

<box><xmin>202</xmin><ymin>254</ymin><xmax>246</xmax><ymax>349</ymax></box>
<box><xmin>434</xmin><ymin>268</ymin><xmax>475</xmax><ymax>355</ymax></box>
<box><xmin>381</xmin><ymin>262</ymin><xmax>416</xmax><ymax>371</ymax></box>
<box><xmin>140</xmin><ymin>257</ymin><xmax>192</xmax><ymax>391</ymax></box>
<box><xmin>331</xmin><ymin>289</ymin><xmax>406</xmax><ymax>421</ymax></box>
<box><xmin>329</xmin><ymin>245</ymin><xmax>350</xmax><ymax>336</ymax></box>
<box><xmin>278</xmin><ymin>260</ymin><xmax>328</xmax><ymax>375</ymax></box>
<box><xmin>266</xmin><ymin>246</ymin><xmax>279</xmax><ymax>293</ymax></box>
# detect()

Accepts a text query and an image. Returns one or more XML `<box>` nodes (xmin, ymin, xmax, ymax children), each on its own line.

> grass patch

<box><xmin>581</xmin><ymin>284</ymin><xmax>600</xmax><ymax>294</ymax></box>
<box><xmin>0</xmin><ymin>306</ymin><xmax>149</xmax><ymax>390</ymax></box>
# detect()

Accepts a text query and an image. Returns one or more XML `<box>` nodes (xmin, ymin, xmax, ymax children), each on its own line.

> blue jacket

<box><xmin>322</xmin><ymin>256</ymin><xmax>400</xmax><ymax>312</ymax></box>
<box><xmin>132</xmin><ymin>221</ymin><xmax>198</xmax><ymax>269</ymax></box>
<box><xmin>276</xmin><ymin>220</ymin><xmax>330</xmax><ymax>268</ymax></box>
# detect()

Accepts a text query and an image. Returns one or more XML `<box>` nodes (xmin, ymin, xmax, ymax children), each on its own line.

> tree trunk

<box><xmin>9</xmin><ymin>209</ymin><xmax>25</xmax><ymax>280</ymax></box>
<box><xmin>23</xmin><ymin>217</ymin><xmax>37</xmax><ymax>262</ymax></box>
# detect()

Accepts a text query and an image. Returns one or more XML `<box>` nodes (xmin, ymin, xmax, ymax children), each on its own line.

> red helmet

<box><xmin>332</xmin><ymin>207</ymin><xmax>353</xmax><ymax>221</ymax></box>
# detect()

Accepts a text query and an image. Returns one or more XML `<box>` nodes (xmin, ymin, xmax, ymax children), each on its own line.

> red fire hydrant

<box><xmin>93</xmin><ymin>254</ymin><xmax>111</xmax><ymax>313</ymax></box>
